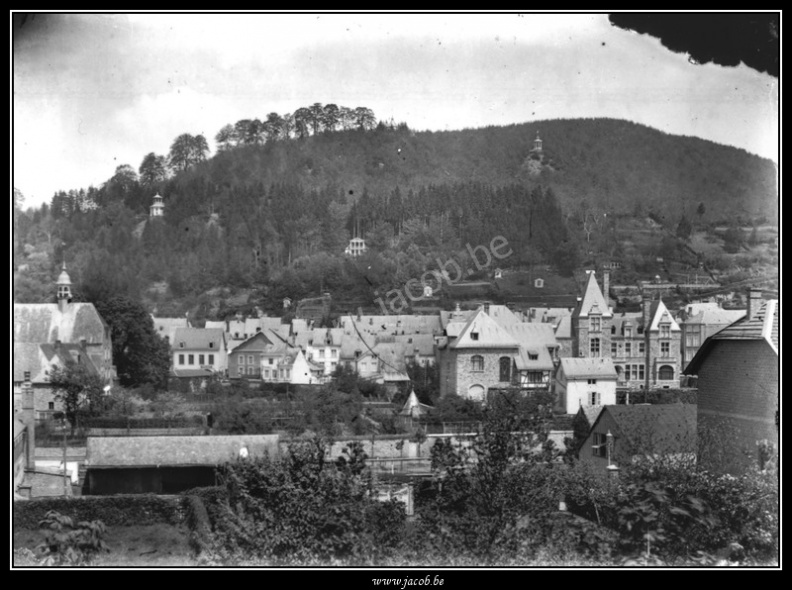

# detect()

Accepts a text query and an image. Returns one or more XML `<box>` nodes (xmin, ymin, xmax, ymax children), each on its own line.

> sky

<box><xmin>12</xmin><ymin>13</ymin><xmax>779</xmax><ymax>209</ymax></box>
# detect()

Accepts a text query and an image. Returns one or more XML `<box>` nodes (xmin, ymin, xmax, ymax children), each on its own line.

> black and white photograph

<box><xmin>12</xmin><ymin>12</ymin><xmax>779</xmax><ymax>570</ymax></box>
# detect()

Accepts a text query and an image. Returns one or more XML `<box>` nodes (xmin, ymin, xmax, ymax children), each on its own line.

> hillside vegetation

<box><xmin>14</xmin><ymin>117</ymin><xmax>778</xmax><ymax>317</ymax></box>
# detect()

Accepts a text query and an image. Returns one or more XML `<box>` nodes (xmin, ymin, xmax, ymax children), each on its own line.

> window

<box><xmin>248</xmin><ymin>355</ymin><xmax>254</xmax><ymax>365</ymax></box>
<box><xmin>611</xmin><ymin>325</ymin><xmax>616</xmax><ymax>335</ymax></box>
<box><xmin>179</xmin><ymin>354</ymin><xmax>185</xmax><ymax>365</ymax></box>
<box><xmin>471</xmin><ymin>332</ymin><xmax>479</xmax><ymax>341</ymax></box>
<box><xmin>319</xmin><ymin>350</ymin><xmax>325</xmax><ymax>359</ymax></box>
<box><xmin>238</xmin><ymin>367</ymin><xmax>244</xmax><ymax>377</ymax></box>
<box><xmin>625</xmin><ymin>327</ymin><xmax>632</xmax><ymax>338</ymax></box>
<box><xmin>263</xmin><ymin>369</ymin><xmax>269</xmax><ymax>379</ymax></box>
<box><xmin>590</xmin><ymin>338</ymin><xmax>600</xmax><ymax>357</ymax></box>
<box><xmin>499</xmin><ymin>357</ymin><xmax>511</xmax><ymax>382</ymax></box>
<box><xmin>592</xmin><ymin>432</ymin><xmax>607</xmax><ymax>457</ymax></box>
<box><xmin>685</xmin><ymin>332</ymin><xmax>700</xmax><ymax>348</ymax></box>
<box><xmin>179</xmin><ymin>342</ymin><xmax>185</xmax><ymax>349</ymax></box>
<box><xmin>208</xmin><ymin>354</ymin><xmax>214</xmax><ymax>365</ymax></box>
<box><xmin>331</xmin><ymin>362</ymin><xmax>337</xmax><ymax>369</ymax></box>
<box><xmin>471</xmin><ymin>355</ymin><xmax>484</xmax><ymax>371</ymax></box>
<box><xmin>611</xmin><ymin>342</ymin><xmax>618</xmax><ymax>356</ymax></box>
<box><xmin>590</xmin><ymin>316</ymin><xmax>601</xmax><ymax>332</ymax></box>
<box><xmin>528</xmin><ymin>353</ymin><xmax>538</xmax><ymax>361</ymax></box>
<box><xmin>638</xmin><ymin>364</ymin><xmax>645</xmax><ymax>380</ymax></box>
<box><xmin>659</xmin><ymin>365</ymin><xmax>674</xmax><ymax>381</ymax></box>
<box><xmin>661</xmin><ymin>342</ymin><xmax>670</xmax><ymax>357</ymax></box>
<box><xmin>188</xmin><ymin>354</ymin><xmax>195</xmax><ymax>365</ymax></box>
<box><xmin>639</xmin><ymin>342</ymin><xmax>645</xmax><ymax>355</ymax></box>
<box><xmin>587</xmin><ymin>379</ymin><xmax>597</xmax><ymax>385</ymax></box>
<box><xmin>238</xmin><ymin>356</ymin><xmax>244</xmax><ymax>365</ymax></box>
<box><xmin>48</xmin><ymin>402</ymin><xmax>55</xmax><ymax>410</ymax></box>
<box><xmin>523</xmin><ymin>371</ymin><xmax>544</xmax><ymax>384</ymax></box>
<box><xmin>199</xmin><ymin>354</ymin><xmax>205</xmax><ymax>365</ymax></box>
<box><xmin>625</xmin><ymin>342</ymin><xmax>632</xmax><ymax>356</ymax></box>
<box><xmin>247</xmin><ymin>366</ymin><xmax>255</xmax><ymax>375</ymax></box>
<box><xmin>589</xmin><ymin>391</ymin><xmax>600</xmax><ymax>405</ymax></box>
<box><xmin>660</xmin><ymin>324</ymin><xmax>671</xmax><ymax>338</ymax></box>
<box><xmin>331</xmin><ymin>349</ymin><xmax>337</xmax><ymax>358</ymax></box>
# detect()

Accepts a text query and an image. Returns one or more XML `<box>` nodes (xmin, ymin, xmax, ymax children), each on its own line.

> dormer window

<box><xmin>179</xmin><ymin>342</ymin><xmax>185</xmax><ymax>348</ymax></box>
<box><xmin>528</xmin><ymin>353</ymin><xmax>538</xmax><ymax>361</ymax></box>
<box><xmin>471</xmin><ymin>332</ymin><xmax>479</xmax><ymax>341</ymax></box>
<box><xmin>209</xmin><ymin>342</ymin><xmax>214</xmax><ymax>349</ymax></box>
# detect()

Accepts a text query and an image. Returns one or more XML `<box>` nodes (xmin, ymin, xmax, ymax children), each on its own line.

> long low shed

<box><xmin>85</xmin><ymin>435</ymin><xmax>280</xmax><ymax>495</ymax></box>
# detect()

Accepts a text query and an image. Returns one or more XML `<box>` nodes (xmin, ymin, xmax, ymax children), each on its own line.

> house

<box><xmin>171</xmin><ymin>327</ymin><xmax>228</xmax><ymax>377</ymax></box>
<box><xmin>395</xmin><ymin>333</ymin><xmax>436</xmax><ymax>367</ymax></box>
<box><xmin>228</xmin><ymin>331</ymin><xmax>275</xmax><ymax>379</ymax></box>
<box><xmin>344</xmin><ymin>237</ymin><xmax>367</xmax><ymax>257</ymax></box>
<box><xmin>571</xmin><ymin>270</ymin><xmax>682</xmax><ymax>389</ymax></box>
<box><xmin>84</xmin><ymin>435</ymin><xmax>280</xmax><ymax>495</ymax></box>
<box><xmin>684</xmin><ymin>290</ymin><xmax>778</xmax><ymax>474</ymax></box>
<box><xmin>284</xmin><ymin>349</ymin><xmax>325</xmax><ymax>384</ymax></box>
<box><xmin>578</xmin><ymin>404</ymin><xmax>697</xmax><ymax>471</ymax></box>
<box><xmin>556</xmin><ymin>358</ymin><xmax>618</xmax><ymax>414</ymax></box>
<box><xmin>306</xmin><ymin>328</ymin><xmax>344</xmax><ymax>375</ymax></box>
<box><xmin>677</xmin><ymin>304</ymin><xmax>746</xmax><ymax>370</ymax></box>
<box><xmin>13</xmin><ymin>265</ymin><xmax>114</xmax><ymax>418</ymax></box>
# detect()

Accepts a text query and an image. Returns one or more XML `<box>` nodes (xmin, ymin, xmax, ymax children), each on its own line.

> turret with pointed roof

<box><xmin>572</xmin><ymin>270</ymin><xmax>612</xmax><ymax>358</ymax></box>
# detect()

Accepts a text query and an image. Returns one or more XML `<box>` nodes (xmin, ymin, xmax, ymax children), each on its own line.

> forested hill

<box><xmin>172</xmin><ymin>117</ymin><xmax>776</xmax><ymax>223</ymax></box>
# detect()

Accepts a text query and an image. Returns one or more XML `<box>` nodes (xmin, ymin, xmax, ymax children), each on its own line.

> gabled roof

<box><xmin>173</xmin><ymin>328</ymin><xmax>225</xmax><ymax>351</ymax></box>
<box><xmin>203</xmin><ymin>320</ymin><xmax>225</xmax><ymax>331</ymax></box>
<box><xmin>86</xmin><ymin>435</ymin><xmax>280</xmax><ymax>468</ymax></box>
<box><xmin>577</xmin><ymin>404</ymin><xmax>605</xmax><ymax>427</ymax></box>
<box><xmin>503</xmin><ymin>322</ymin><xmax>559</xmax><ymax>350</ymax></box>
<box><xmin>228</xmin><ymin>331</ymin><xmax>273</xmax><ymax>354</ymax></box>
<box><xmin>451</xmin><ymin>309</ymin><xmax>520</xmax><ymax>349</ymax></box>
<box><xmin>14</xmin><ymin>342</ymin><xmax>100</xmax><ymax>382</ymax></box>
<box><xmin>555</xmin><ymin>315</ymin><xmax>573</xmax><ymax>339</ymax></box>
<box><xmin>592</xmin><ymin>404</ymin><xmax>697</xmax><ymax>456</ymax></box>
<box><xmin>573</xmin><ymin>271</ymin><xmax>612</xmax><ymax>319</ymax></box>
<box><xmin>560</xmin><ymin>358</ymin><xmax>617</xmax><ymax>380</ymax></box>
<box><xmin>486</xmin><ymin>305</ymin><xmax>523</xmax><ymax>328</ymax></box>
<box><xmin>14</xmin><ymin>303</ymin><xmax>108</xmax><ymax>344</ymax></box>
<box><xmin>684</xmin><ymin>300</ymin><xmax>779</xmax><ymax>374</ymax></box>
<box><xmin>647</xmin><ymin>300</ymin><xmax>681</xmax><ymax>332</ymax></box>
<box><xmin>340</xmin><ymin>329</ymin><xmax>377</xmax><ymax>359</ymax></box>
<box><xmin>514</xmin><ymin>346</ymin><xmax>554</xmax><ymax>371</ymax></box>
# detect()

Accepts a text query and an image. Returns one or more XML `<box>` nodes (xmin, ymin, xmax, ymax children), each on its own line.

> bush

<box><xmin>34</xmin><ymin>510</ymin><xmax>109</xmax><ymax>566</ymax></box>
<box><xmin>14</xmin><ymin>495</ymin><xmax>183</xmax><ymax>529</ymax></box>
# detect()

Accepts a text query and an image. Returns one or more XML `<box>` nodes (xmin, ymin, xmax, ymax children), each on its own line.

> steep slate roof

<box><xmin>395</xmin><ymin>333</ymin><xmax>435</xmax><ymax>357</ymax></box>
<box><xmin>14</xmin><ymin>342</ymin><xmax>99</xmax><ymax>382</ymax></box>
<box><xmin>610</xmin><ymin>312</ymin><xmax>644</xmax><ymax>335</ymax></box>
<box><xmin>486</xmin><ymin>305</ymin><xmax>523</xmax><ymax>328</ymax></box>
<box><xmin>400</xmin><ymin>390</ymin><xmax>434</xmax><ymax>417</ymax></box>
<box><xmin>173</xmin><ymin>328</ymin><xmax>225</xmax><ymax>351</ymax></box>
<box><xmin>203</xmin><ymin>320</ymin><xmax>225</xmax><ymax>331</ymax></box>
<box><xmin>647</xmin><ymin>300</ymin><xmax>681</xmax><ymax>332</ymax></box>
<box><xmin>593</xmin><ymin>404</ymin><xmax>697</xmax><ymax>455</ymax></box>
<box><xmin>515</xmin><ymin>346</ymin><xmax>554</xmax><ymax>371</ymax></box>
<box><xmin>503</xmin><ymin>323</ymin><xmax>559</xmax><ymax>350</ymax></box>
<box><xmin>451</xmin><ymin>309</ymin><xmax>520</xmax><ymax>349</ymax></box>
<box><xmin>14</xmin><ymin>303</ymin><xmax>108</xmax><ymax>344</ymax></box>
<box><xmin>578</xmin><ymin>404</ymin><xmax>605</xmax><ymax>427</ymax></box>
<box><xmin>86</xmin><ymin>435</ymin><xmax>280</xmax><ymax>468</ymax></box>
<box><xmin>528</xmin><ymin>307</ymin><xmax>574</xmax><ymax>324</ymax></box>
<box><xmin>560</xmin><ymin>358</ymin><xmax>617</xmax><ymax>380</ymax></box>
<box><xmin>555</xmin><ymin>315</ymin><xmax>573</xmax><ymax>339</ymax></box>
<box><xmin>573</xmin><ymin>271</ymin><xmax>613</xmax><ymax>318</ymax></box>
<box><xmin>684</xmin><ymin>300</ymin><xmax>779</xmax><ymax>374</ymax></box>
<box><xmin>440</xmin><ymin>308</ymin><xmax>474</xmax><ymax>329</ymax></box>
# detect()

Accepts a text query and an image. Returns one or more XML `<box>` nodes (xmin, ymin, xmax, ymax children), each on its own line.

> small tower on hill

<box><xmin>149</xmin><ymin>193</ymin><xmax>165</xmax><ymax>217</ymax></box>
<box><xmin>532</xmin><ymin>130</ymin><xmax>543</xmax><ymax>153</ymax></box>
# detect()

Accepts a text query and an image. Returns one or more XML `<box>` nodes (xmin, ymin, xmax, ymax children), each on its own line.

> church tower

<box><xmin>56</xmin><ymin>262</ymin><xmax>72</xmax><ymax>313</ymax></box>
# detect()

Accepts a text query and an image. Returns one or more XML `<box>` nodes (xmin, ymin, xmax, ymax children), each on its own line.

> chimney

<box><xmin>747</xmin><ymin>288</ymin><xmax>763</xmax><ymax>320</ymax></box>
<box><xmin>603</xmin><ymin>270</ymin><xmax>610</xmax><ymax>307</ymax></box>
<box><xmin>483</xmin><ymin>302</ymin><xmax>490</xmax><ymax>316</ymax></box>
<box><xmin>357</xmin><ymin>307</ymin><xmax>362</xmax><ymax>321</ymax></box>
<box><xmin>80</xmin><ymin>338</ymin><xmax>87</xmax><ymax>351</ymax></box>
<box><xmin>641</xmin><ymin>295</ymin><xmax>652</xmax><ymax>330</ymax></box>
